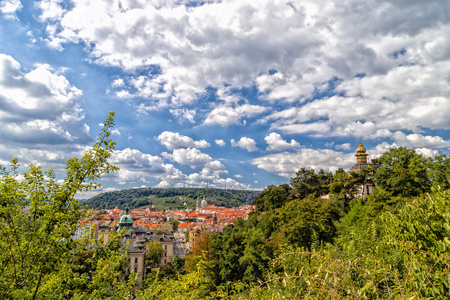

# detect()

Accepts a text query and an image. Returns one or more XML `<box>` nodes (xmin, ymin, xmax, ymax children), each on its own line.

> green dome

<box><xmin>119</xmin><ymin>208</ymin><xmax>133</xmax><ymax>226</ymax></box>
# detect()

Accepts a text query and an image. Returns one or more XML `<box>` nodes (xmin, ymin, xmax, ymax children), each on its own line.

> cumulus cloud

<box><xmin>205</xmin><ymin>160</ymin><xmax>227</xmax><ymax>172</ymax></box>
<box><xmin>204</xmin><ymin>104</ymin><xmax>267</xmax><ymax>126</ymax></box>
<box><xmin>111</xmin><ymin>78</ymin><xmax>124</xmax><ymax>88</ymax></box>
<box><xmin>215</xmin><ymin>139</ymin><xmax>226</xmax><ymax>146</ymax></box>
<box><xmin>267</xmin><ymin>61</ymin><xmax>450</xmax><ymax>139</ymax></box>
<box><xmin>162</xmin><ymin>148</ymin><xmax>213</xmax><ymax>167</ymax></box>
<box><xmin>32</xmin><ymin>0</ymin><xmax>450</xmax><ymax>165</ymax></box>
<box><xmin>170</xmin><ymin>108</ymin><xmax>196</xmax><ymax>123</ymax></box>
<box><xmin>35</xmin><ymin>0</ymin><xmax>450</xmax><ymax>109</ymax></box>
<box><xmin>231</xmin><ymin>137</ymin><xmax>258</xmax><ymax>152</ymax></box>
<box><xmin>15</xmin><ymin>0</ymin><xmax>449</xmax><ymax>191</ymax></box>
<box><xmin>0</xmin><ymin>54</ymin><xmax>90</xmax><ymax>150</ymax></box>
<box><xmin>110</xmin><ymin>148</ymin><xmax>184</xmax><ymax>184</ymax></box>
<box><xmin>264</xmin><ymin>132</ymin><xmax>300</xmax><ymax>151</ymax></box>
<box><xmin>1</xmin><ymin>0</ymin><xmax>22</xmax><ymax>19</ymax></box>
<box><xmin>252</xmin><ymin>148</ymin><xmax>356</xmax><ymax>178</ymax></box>
<box><xmin>157</xmin><ymin>131</ymin><xmax>210</xmax><ymax>150</ymax></box>
<box><xmin>153</xmin><ymin>161</ymin><xmax>248</xmax><ymax>190</ymax></box>
<box><xmin>392</xmin><ymin>132</ymin><xmax>450</xmax><ymax>149</ymax></box>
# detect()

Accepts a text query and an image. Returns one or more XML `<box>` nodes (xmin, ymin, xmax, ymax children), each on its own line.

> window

<box><xmin>135</xmin><ymin>257</ymin><xmax>138</xmax><ymax>264</ymax></box>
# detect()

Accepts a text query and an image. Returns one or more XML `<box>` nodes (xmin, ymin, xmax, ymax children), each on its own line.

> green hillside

<box><xmin>82</xmin><ymin>187</ymin><xmax>261</xmax><ymax>210</ymax></box>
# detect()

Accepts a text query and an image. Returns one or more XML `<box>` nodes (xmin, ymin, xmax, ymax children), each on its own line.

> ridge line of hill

<box><xmin>82</xmin><ymin>187</ymin><xmax>261</xmax><ymax>211</ymax></box>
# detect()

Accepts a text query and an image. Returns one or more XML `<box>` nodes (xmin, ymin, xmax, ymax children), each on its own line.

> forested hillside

<box><xmin>83</xmin><ymin>187</ymin><xmax>261</xmax><ymax>210</ymax></box>
<box><xmin>137</xmin><ymin>147</ymin><xmax>450</xmax><ymax>299</ymax></box>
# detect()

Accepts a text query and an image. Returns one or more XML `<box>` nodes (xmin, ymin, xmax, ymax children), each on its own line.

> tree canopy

<box><xmin>0</xmin><ymin>112</ymin><xmax>135</xmax><ymax>299</ymax></box>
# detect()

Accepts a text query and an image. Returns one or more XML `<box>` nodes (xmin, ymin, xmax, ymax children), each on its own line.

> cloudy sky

<box><xmin>1</xmin><ymin>0</ymin><xmax>449</xmax><ymax>198</ymax></box>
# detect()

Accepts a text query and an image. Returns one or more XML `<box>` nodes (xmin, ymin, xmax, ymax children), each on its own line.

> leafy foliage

<box><xmin>369</xmin><ymin>147</ymin><xmax>431</xmax><ymax>197</ymax></box>
<box><xmin>135</xmin><ymin>147</ymin><xmax>450</xmax><ymax>299</ymax></box>
<box><xmin>290</xmin><ymin>168</ymin><xmax>333</xmax><ymax>199</ymax></box>
<box><xmin>145</xmin><ymin>241</ymin><xmax>164</xmax><ymax>269</ymax></box>
<box><xmin>0</xmin><ymin>112</ymin><xmax>135</xmax><ymax>299</ymax></box>
<box><xmin>252</xmin><ymin>184</ymin><xmax>292</xmax><ymax>212</ymax></box>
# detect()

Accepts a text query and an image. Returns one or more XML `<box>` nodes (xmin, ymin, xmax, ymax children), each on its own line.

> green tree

<box><xmin>209</xmin><ymin>221</ymin><xmax>247</xmax><ymax>284</ymax></box>
<box><xmin>42</xmin><ymin>230</ymin><xmax>135</xmax><ymax>299</ymax></box>
<box><xmin>429</xmin><ymin>154</ymin><xmax>450</xmax><ymax>189</ymax></box>
<box><xmin>370</xmin><ymin>147</ymin><xmax>431</xmax><ymax>197</ymax></box>
<box><xmin>273</xmin><ymin>196</ymin><xmax>341</xmax><ymax>249</ymax></box>
<box><xmin>290</xmin><ymin>168</ymin><xmax>332</xmax><ymax>199</ymax></box>
<box><xmin>170</xmin><ymin>218</ymin><xmax>179</xmax><ymax>232</ymax></box>
<box><xmin>252</xmin><ymin>184</ymin><xmax>292</xmax><ymax>212</ymax></box>
<box><xmin>145</xmin><ymin>241</ymin><xmax>164</xmax><ymax>268</ymax></box>
<box><xmin>329</xmin><ymin>168</ymin><xmax>359</xmax><ymax>206</ymax></box>
<box><xmin>191</xmin><ymin>230</ymin><xmax>212</xmax><ymax>260</ymax></box>
<box><xmin>0</xmin><ymin>112</ymin><xmax>134</xmax><ymax>299</ymax></box>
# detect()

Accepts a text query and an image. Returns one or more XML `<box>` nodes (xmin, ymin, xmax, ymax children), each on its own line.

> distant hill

<box><xmin>82</xmin><ymin>187</ymin><xmax>262</xmax><ymax>211</ymax></box>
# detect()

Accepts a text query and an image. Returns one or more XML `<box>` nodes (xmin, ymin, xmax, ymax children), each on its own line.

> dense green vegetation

<box><xmin>83</xmin><ymin>187</ymin><xmax>260</xmax><ymax>210</ymax></box>
<box><xmin>1</xmin><ymin>111</ymin><xmax>449</xmax><ymax>299</ymax></box>
<box><xmin>0</xmin><ymin>113</ymin><xmax>136</xmax><ymax>299</ymax></box>
<box><xmin>138</xmin><ymin>147</ymin><xmax>450</xmax><ymax>299</ymax></box>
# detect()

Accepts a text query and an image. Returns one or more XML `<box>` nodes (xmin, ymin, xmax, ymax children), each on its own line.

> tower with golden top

<box><xmin>350</xmin><ymin>142</ymin><xmax>369</xmax><ymax>172</ymax></box>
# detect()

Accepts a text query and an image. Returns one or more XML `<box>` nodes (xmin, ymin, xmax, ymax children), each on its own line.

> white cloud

<box><xmin>33</xmin><ymin>0</ymin><xmax>450</xmax><ymax>162</ymax></box>
<box><xmin>157</xmin><ymin>131</ymin><xmax>210</xmax><ymax>150</ymax></box>
<box><xmin>215</xmin><ymin>139</ymin><xmax>226</xmax><ymax>146</ymax></box>
<box><xmin>336</xmin><ymin>143</ymin><xmax>351</xmax><ymax>150</ymax></box>
<box><xmin>112</xmin><ymin>78</ymin><xmax>124</xmax><ymax>87</ymax></box>
<box><xmin>18</xmin><ymin>0</ymin><xmax>450</xmax><ymax>191</ymax></box>
<box><xmin>170</xmin><ymin>108</ymin><xmax>196</xmax><ymax>123</ymax></box>
<box><xmin>0</xmin><ymin>0</ymin><xmax>23</xmax><ymax>19</ymax></box>
<box><xmin>205</xmin><ymin>160</ymin><xmax>227</xmax><ymax>172</ymax></box>
<box><xmin>103</xmin><ymin>187</ymin><xmax>120</xmax><ymax>193</ymax></box>
<box><xmin>267</xmin><ymin>61</ymin><xmax>450</xmax><ymax>139</ymax></box>
<box><xmin>36</xmin><ymin>0</ymin><xmax>450</xmax><ymax>110</ymax></box>
<box><xmin>264</xmin><ymin>132</ymin><xmax>300</xmax><ymax>151</ymax></box>
<box><xmin>111</xmin><ymin>129</ymin><xmax>121</xmax><ymax>136</ymax></box>
<box><xmin>0</xmin><ymin>54</ymin><xmax>90</xmax><ymax>149</ymax></box>
<box><xmin>162</xmin><ymin>148</ymin><xmax>213</xmax><ymax>167</ymax></box>
<box><xmin>231</xmin><ymin>137</ymin><xmax>258</xmax><ymax>152</ymax></box>
<box><xmin>154</xmin><ymin>180</ymin><xmax>171</xmax><ymax>188</ymax></box>
<box><xmin>204</xmin><ymin>104</ymin><xmax>267</xmax><ymax>126</ymax></box>
<box><xmin>153</xmin><ymin>160</ymin><xmax>249</xmax><ymax>190</ymax></box>
<box><xmin>110</xmin><ymin>148</ymin><xmax>183</xmax><ymax>184</ymax></box>
<box><xmin>392</xmin><ymin>132</ymin><xmax>450</xmax><ymax>149</ymax></box>
<box><xmin>415</xmin><ymin>148</ymin><xmax>439</xmax><ymax>158</ymax></box>
<box><xmin>252</xmin><ymin>148</ymin><xmax>355</xmax><ymax>178</ymax></box>
<box><xmin>36</xmin><ymin>0</ymin><xmax>65</xmax><ymax>22</ymax></box>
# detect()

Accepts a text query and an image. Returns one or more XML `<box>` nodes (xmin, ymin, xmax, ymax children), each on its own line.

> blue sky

<box><xmin>1</xmin><ymin>0</ymin><xmax>449</xmax><ymax>198</ymax></box>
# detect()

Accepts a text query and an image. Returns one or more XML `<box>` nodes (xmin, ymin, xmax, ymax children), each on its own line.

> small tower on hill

<box><xmin>349</xmin><ymin>142</ymin><xmax>373</xmax><ymax>196</ymax></box>
<box><xmin>350</xmin><ymin>142</ymin><xmax>369</xmax><ymax>172</ymax></box>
